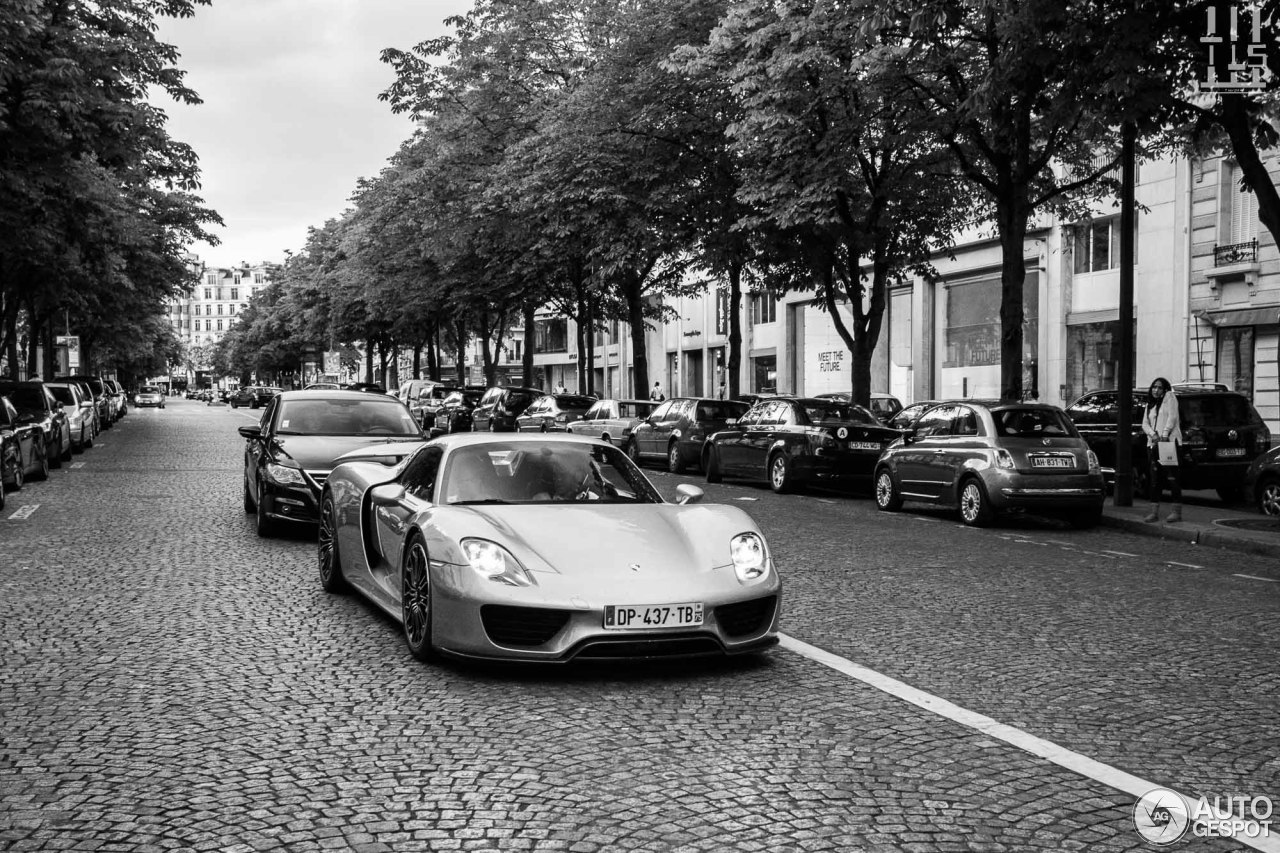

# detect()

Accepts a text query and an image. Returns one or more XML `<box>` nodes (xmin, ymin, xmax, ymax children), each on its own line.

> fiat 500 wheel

<box><xmin>958</xmin><ymin>478</ymin><xmax>993</xmax><ymax>527</ymax></box>
<box><xmin>875</xmin><ymin>468</ymin><xmax>902</xmax><ymax>511</ymax></box>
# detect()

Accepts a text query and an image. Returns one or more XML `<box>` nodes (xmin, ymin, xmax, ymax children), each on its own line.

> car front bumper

<box><xmin>259</xmin><ymin>479</ymin><xmax>322</xmax><ymax>525</ymax></box>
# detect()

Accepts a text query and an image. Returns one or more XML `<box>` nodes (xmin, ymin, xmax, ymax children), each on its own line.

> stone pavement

<box><xmin>1100</xmin><ymin>489</ymin><xmax>1280</xmax><ymax>558</ymax></box>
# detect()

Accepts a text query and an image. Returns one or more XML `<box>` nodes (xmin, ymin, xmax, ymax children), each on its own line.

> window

<box><xmin>953</xmin><ymin>407</ymin><xmax>979</xmax><ymax>436</ymax></box>
<box><xmin>649</xmin><ymin>400</ymin><xmax>673</xmax><ymax>421</ymax></box>
<box><xmin>914</xmin><ymin>406</ymin><xmax>954</xmax><ymax>438</ymax></box>
<box><xmin>216</xmin><ymin>287</ymin><xmax>223</xmax><ymax>301</ymax></box>
<box><xmin>533</xmin><ymin>318</ymin><xmax>568</xmax><ymax>353</ymax></box>
<box><xmin>217</xmin><ymin>304</ymin><xmax>223</xmax><ymax>315</ymax></box>
<box><xmin>217</xmin><ymin>319</ymin><xmax>223</xmax><ymax>331</ymax></box>
<box><xmin>204</xmin><ymin>319</ymin><xmax>211</xmax><ymax>331</ymax></box>
<box><xmin>204</xmin><ymin>287</ymin><xmax>212</xmax><ymax>300</ymax></box>
<box><xmin>230</xmin><ymin>287</ymin><xmax>239</xmax><ymax>301</ymax></box>
<box><xmin>233</xmin><ymin>273</ymin><xmax>241</xmax><ymax>286</ymax></box>
<box><xmin>1072</xmin><ymin>216</ymin><xmax>1137</xmax><ymax>273</ymax></box>
<box><xmin>1227</xmin><ymin>162</ymin><xmax>1258</xmax><ymax>245</ymax></box>
<box><xmin>944</xmin><ymin>277</ymin><xmax>1038</xmax><ymax>369</ymax></box>
<box><xmin>401</xmin><ymin>446</ymin><xmax>443</xmax><ymax>501</ymax></box>
<box><xmin>1217</xmin><ymin>327</ymin><xmax>1254</xmax><ymax>396</ymax></box>
<box><xmin>253</xmin><ymin>272</ymin><xmax>264</xmax><ymax>284</ymax></box>
<box><xmin>593</xmin><ymin>321</ymin><xmax>620</xmax><ymax>347</ymax></box>
<box><xmin>229</xmin><ymin>304</ymin><xmax>236</xmax><ymax>315</ymax></box>
<box><xmin>205</xmin><ymin>274</ymin><xmax>217</xmax><ymax>287</ymax></box>
<box><xmin>750</xmin><ymin>292</ymin><xmax>777</xmax><ymax>325</ymax></box>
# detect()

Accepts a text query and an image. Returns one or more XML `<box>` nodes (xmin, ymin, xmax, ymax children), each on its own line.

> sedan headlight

<box><xmin>265</xmin><ymin>462</ymin><xmax>307</xmax><ymax>486</ymax></box>
<box><xmin>460</xmin><ymin>538</ymin><xmax>535</xmax><ymax>587</ymax></box>
<box><xmin>730</xmin><ymin>532</ymin><xmax>770</xmax><ymax>583</ymax></box>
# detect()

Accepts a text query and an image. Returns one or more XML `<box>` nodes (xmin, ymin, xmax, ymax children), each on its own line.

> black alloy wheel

<box><xmin>243</xmin><ymin>476</ymin><xmax>255</xmax><ymax>512</ymax></box>
<box><xmin>255</xmin><ymin>481</ymin><xmax>276</xmax><ymax>538</ymax></box>
<box><xmin>318</xmin><ymin>495</ymin><xmax>348</xmax><ymax>593</ymax></box>
<box><xmin>32</xmin><ymin>444</ymin><xmax>49</xmax><ymax>481</ymax></box>
<box><xmin>1257</xmin><ymin>476</ymin><xmax>1280</xmax><ymax>517</ymax></box>
<box><xmin>7</xmin><ymin>455</ymin><xmax>23</xmax><ymax>492</ymax></box>
<box><xmin>48</xmin><ymin>436</ymin><xmax>62</xmax><ymax>469</ymax></box>
<box><xmin>402</xmin><ymin>537</ymin><xmax>436</xmax><ymax>662</ymax></box>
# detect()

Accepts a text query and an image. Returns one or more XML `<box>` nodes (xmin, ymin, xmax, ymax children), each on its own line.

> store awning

<box><xmin>1196</xmin><ymin>306</ymin><xmax>1280</xmax><ymax>327</ymax></box>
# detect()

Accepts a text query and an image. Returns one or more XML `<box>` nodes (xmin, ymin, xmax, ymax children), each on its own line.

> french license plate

<box><xmin>848</xmin><ymin>441</ymin><xmax>882</xmax><ymax>450</ymax></box>
<box><xmin>1031</xmin><ymin>455</ymin><xmax>1074</xmax><ymax>468</ymax></box>
<box><xmin>1217</xmin><ymin>447</ymin><xmax>1246</xmax><ymax>457</ymax></box>
<box><xmin>604</xmin><ymin>603</ymin><xmax>703</xmax><ymax>630</ymax></box>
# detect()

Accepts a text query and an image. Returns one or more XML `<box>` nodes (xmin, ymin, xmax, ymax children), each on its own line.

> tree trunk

<box><xmin>625</xmin><ymin>272</ymin><xmax>648</xmax><ymax>398</ymax></box>
<box><xmin>412</xmin><ymin>342</ymin><xmax>422</xmax><ymax>380</ymax></box>
<box><xmin>584</xmin><ymin>297</ymin><xmax>596</xmax><ymax>396</ymax></box>
<box><xmin>454</xmin><ymin>319</ymin><xmax>467</xmax><ymax>385</ymax></box>
<box><xmin>522</xmin><ymin>301</ymin><xmax>536</xmax><ymax>391</ymax></box>
<box><xmin>1220</xmin><ymin>94</ymin><xmax>1280</xmax><ymax>253</ymax></box>
<box><xmin>727</xmin><ymin>261</ymin><xmax>743</xmax><ymax>399</ymax></box>
<box><xmin>997</xmin><ymin>196</ymin><xmax>1029</xmax><ymax>402</ymax></box>
<box><xmin>364</xmin><ymin>343</ymin><xmax>374</xmax><ymax>384</ymax></box>
<box><xmin>43</xmin><ymin>324</ymin><xmax>55</xmax><ymax>379</ymax></box>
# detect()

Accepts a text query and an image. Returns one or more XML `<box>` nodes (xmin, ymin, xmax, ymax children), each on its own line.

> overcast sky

<box><xmin>153</xmin><ymin>0</ymin><xmax>472</xmax><ymax>268</ymax></box>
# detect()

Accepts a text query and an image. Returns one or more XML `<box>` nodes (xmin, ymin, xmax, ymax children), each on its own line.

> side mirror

<box><xmin>237</xmin><ymin>425</ymin><xmax>262</xmax><ymax>439</ymax></box>
<box><xmin>675</xmin><ymin>484</ymin><xmax>704</xmax><ymax>505</ymax></box>
<box><xmin>369</xmin><ymin>482</ymin><xmax>407</xmax><ymax>507</ymax></box>
<box><xmin>904</xmin><ymin>430</ymin><xmax>918</xmax><ymax>445</ymax></box>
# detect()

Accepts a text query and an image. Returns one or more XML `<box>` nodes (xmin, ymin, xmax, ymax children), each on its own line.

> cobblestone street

<box><xmin>1</xmin><ymin>399</ymin><xmax>1275</xmax><ymax>852</ymax></box>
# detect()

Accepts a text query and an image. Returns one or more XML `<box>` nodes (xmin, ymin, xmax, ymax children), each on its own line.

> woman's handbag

<box><xmin>1157</xmin><ymin>440</ymin><xmax>1179</xmax><ymax>467</ymax></box>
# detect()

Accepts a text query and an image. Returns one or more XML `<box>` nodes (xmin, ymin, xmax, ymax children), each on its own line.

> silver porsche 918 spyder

<box><xmin>319</xmin><ymin>433</ymin><xmax>780</xmax><ymax>663</ymax></box>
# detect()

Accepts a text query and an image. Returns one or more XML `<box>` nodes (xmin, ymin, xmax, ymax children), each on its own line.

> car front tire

<box><xmin>402</xmin><ymin>536</ymin><xmax>436</xmax><ymax>662</ymax></box>
<box><xmin>31</xmin><ymin>445</ymin><xmax>49</xmax><ymax>481</ymax></box>
<box><xmin>626</xmin><ymin>438</ymin><xmax>641</xmax><ymax>466</ymax></box>
<box><xmin>318</xmin><ymin>494</ymin><xmax>348</xmax><ymax>594</ymax></box>
<box><xmin>768</xmin><ymin>452</ymin><xmax>800</xmax><ymax>494</ymax></box>
<box><xmin>255</xmin><ymin>482</ymin><xmax>276</xmax><ymax>538</ymax></box>
<box><xmin>875</xmin><ymin>468</ymin><xmax>903</xmax><ymax>512</ymax></box>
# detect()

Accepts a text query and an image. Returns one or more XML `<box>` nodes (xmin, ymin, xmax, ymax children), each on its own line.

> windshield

<box><xmin>802</xmin><ymin>402</ymin><xmax>879</xmax><ymax>426</ymax></box>
<box><xmin>992</xmin><ymin>408</ymin><xmax>1077</xmax><ymax>438</ymax></box>
<box><xmin>139</xmin><ymin>386</ymin><xmax>160</xmax><ymax>394</ymax></box>
<box><xmin>276</xmin><ymin>398</ymin><xmax>421</xmax><ymax>436</ymax></box>
<box><xmin>6</xmin><ymin>387</ymin><xmax>45</xmax><ymax>412</ymax></box>
<box><xmin>441</xmin><ymin>441</ymin><xmax>663</xmax><ymax>505</ymax></box>
<box><xmin>695</xmin><ymin>401</ymin><xmax>749</xmax><ymax>421</ymax></box>
<box><xmin>47</xmin><ymin>386</ymin><xmax>76</xmax><ymax>406</ymax></box>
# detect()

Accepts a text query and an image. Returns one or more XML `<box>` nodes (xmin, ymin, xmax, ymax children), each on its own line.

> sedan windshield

<box><xmin>276</xmin><ymin>398</ymin><xmax>421</xmax><ymax>436</ymax></box>
<box><xmin>442</xmin><ymin>441</ymin><xmax>663</xmax><ymax>505</ymax></box>
<box><xmin>802</xmin><ymin>402</ymin><xmax>880</xmax><ymax>426</ymax></box>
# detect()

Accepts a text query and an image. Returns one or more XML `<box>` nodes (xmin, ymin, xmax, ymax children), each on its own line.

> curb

<box><xmin>1100</xmin><ymin>514</ymin><xmax>1280</xmax><ymax>559</ymax></box>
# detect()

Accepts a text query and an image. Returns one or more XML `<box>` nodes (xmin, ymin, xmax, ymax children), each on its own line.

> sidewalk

<box><xmin>1100</xmin><ymin>489</ymin><xmax>1280</xmax><ymax>559</ymax></box>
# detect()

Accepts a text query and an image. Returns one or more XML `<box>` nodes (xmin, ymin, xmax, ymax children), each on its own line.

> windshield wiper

<box><xmin>452</xmin><ymin>499</ymin><xmax>511</xmax><ymax>505</ymax></box>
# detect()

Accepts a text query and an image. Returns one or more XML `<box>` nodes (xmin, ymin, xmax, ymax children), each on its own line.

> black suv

<box><xmin>470</xmin><ymin>386</ymin><xmax>542</xmax><ymax>432</ymax></box>
<box><xmin>1066</xmin><ymin>388</ymin><xmax>1271</xmax><ymax>502</ymax></box>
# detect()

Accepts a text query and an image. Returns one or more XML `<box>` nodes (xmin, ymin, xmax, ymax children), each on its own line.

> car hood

<box><xmin>448</xmin><ymin>503</ymin><xmax>757</xmax><ymax>577</ymax></box>
<box><xmin>270</xmin><ymin>434</ymin><xmax>422</xmax><ymax>470</ymax></box>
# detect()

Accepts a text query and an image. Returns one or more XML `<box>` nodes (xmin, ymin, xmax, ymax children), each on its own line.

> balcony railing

<box><xmin>1214</xmin><ymin>239</ymin><xmax>1257</xmax><ymax>266</ymax></box>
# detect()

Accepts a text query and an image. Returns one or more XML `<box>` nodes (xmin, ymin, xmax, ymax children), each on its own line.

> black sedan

<box><xmin>1</xmin><ymin>394</ymin><xmax>49</xmax><ymax>497</ymax></box>
<box><xmin>702</xmin><ymin>397</ymin><xmax>902</xmax><ymax>493</ymax></box>
<box><xmin>1245</xmin><ymin>445</ymin><xmax>1280</xmax><ymax>517</ymax></box>
<box><xmin>434</xmin><ymin>388</ymin><xmax>485</xmax><ymax>434</ymax></box>
<box><xmin>0</xmin><ymin>381</ymin><xmax>71</xmax><ymax>469</ymax></box>
<box><xmin>239</xmin><ymin>390</ymin><xmax>425</xmax><ymax>537</ymax></box>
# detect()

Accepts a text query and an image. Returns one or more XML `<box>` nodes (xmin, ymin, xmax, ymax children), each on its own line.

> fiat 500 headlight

<box><xmin>730</xmin><ymin>532</ymin><xmax>770</xmax><ymax>582</ymax></box>
<box><xmin>460</xmin><ymin>538</ymin><xmax>535</xmax><ymax>587</ymax></box>
<box><xmin>265</xmin><ymin>462</ymin><xmax>306</xmax><ymax>486</ymax></box>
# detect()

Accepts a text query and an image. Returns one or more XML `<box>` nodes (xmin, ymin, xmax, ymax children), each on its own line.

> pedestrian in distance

<box><xmin>554</xmin><ymin>381</ymin><xmax>567</xmax><ymax>394</ymax></box>
<box><xmin>649</xmin><ymin>381</ymin><xmax>665</xmax><ymax>402</ymax></box>
<box><xmin>1141</xmin><ymin>376</ymin><xmax>1183</xmax><ymax>523</ymax></box>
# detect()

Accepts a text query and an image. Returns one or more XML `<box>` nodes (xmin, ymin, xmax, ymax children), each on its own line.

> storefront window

<box><xmin>753</xmin><ymin>355</ymin><xmax>777</xmax><ymax>393</ymax></box>
<box><xmin>534</xmin><ymin>318</ymin><xmax>568</xmax><ymax>353</ymax></box>
<box><xmin>943</xmin><ymin>277</ymin><xmax>1038</xmax><ymax>370</ymax></box>
<box><xmin>1065</xmin><ymin>320</ymin><xmax>1133</xmax><ymax>401</ymax></box>
<box><xmin>1217</xmin><ymin>327</ymin><xmax>1254</xmax><ymax>396</ymax></box>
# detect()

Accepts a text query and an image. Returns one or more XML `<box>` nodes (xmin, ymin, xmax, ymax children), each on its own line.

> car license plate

<box><xmin>604</xmin><ymin>603</ymin><xmax>703</xmax><ymax>630</ymax></box>
<box><xmin>1031</xmin><ymin>455</ymin><xmax>1074</xmax><ymax>468</ymax></box>
<box><xmin>848</xmin><ymin>441</ymin><xmax>881</xmax><ymax>450</ymax></box>
<box><xmin>1217</xmin><ymin>447</ymin><xmax>1246</xmax><ymax>457</ymax></box>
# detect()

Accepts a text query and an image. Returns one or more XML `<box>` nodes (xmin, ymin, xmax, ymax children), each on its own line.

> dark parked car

<box><xmin>239</xmin><ymin>390</ymin><xmax>425</xmax><ymax>537</ymax></box>
<box><xmin>230</xmin><ymin>385</ymin><xmax>282</xmax><ymax>409</ymax></box>
<box><xmin>434</xmin><ymin>388</ymin><xmax>485</xmax><ymax>434</ymax></box>
<box><xmin>886</xmin><ymin>400</ymin><xmax>942</xmax><ymax>432</ymax></box>
<box><xmin>0</xmin><ymin>381</ymin><xmax>71</xmax><ymax>468</ymax></box>
<box><xmin>874</xmin><ymin>401</ymin><xmax>1106</xmax><ymax>528</ymax></box>
<box><xmin>515</xmin><ymin>393</ymin><xmax>597</xmax><ymax>432</ymax></box>
<box><xmin>1245</xmin><ymin>445</ymin><xmax>1280</xmax><ymax>517</ymax></box>
<box><xmin>471</xmin><ymin>386</ymin><xmax>542</xmax><ymax>432</ymax></box>
<box><xmin>45</xmin><ymin>382</ymin><xmax>95</xmax><ymax>451</ymax></box>
<box><xmin>626</xmin><ymin>397</ymin><xmax>750</xmax><ymax>474</ymax></box>
<box><xmin>1065</xmin><ymin>388</ymin><xmax>1270</xmax><ymax>502</ymax></box>
<box><xmin>0</xmin><ymin>394</ymin><xmax>49</xmax><ymax>493</ymax></box>
<box><xmin>704</xmin><ymin>397</ymin><xmax>902</xmax><ymax>493</ymax></box>
<box><xmin>815</xmin><ymin>392</ymin><xmax>904</xmax><ymax>424</ymax></box>
<box><xmin>398</xmin><ymin>380</ymin><xmax>456</xmax><ymax>429</ymax></box>
<box><xmin>345</xmin><ymin>382</ymin><xmax>387</xmax><ymax>394</ymax></box>
<box><xmin>54</xmin><ymin>374</ymin><xmax>113</xmax><ymax>430</ymax></box>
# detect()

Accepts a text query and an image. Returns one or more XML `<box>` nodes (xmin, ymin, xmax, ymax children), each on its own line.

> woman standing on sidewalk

<box><xmin>1141</xmin><ymin>376</ymin><xmax>1183</xmax><ymax>523</ymax></box>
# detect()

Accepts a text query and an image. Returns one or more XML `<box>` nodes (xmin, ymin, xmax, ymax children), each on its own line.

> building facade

<box><xmin>164</xmin><ymin>258</ymin><xmax>275</xmax><ymax>387</ymax></box>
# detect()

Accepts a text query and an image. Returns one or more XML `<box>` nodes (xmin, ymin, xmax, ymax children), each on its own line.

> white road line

<box><xmin>1168</xmin><ymin>561</ymin><xmax>1204</xmax><ymax>570</ymax></box>
<box><xmin>70</xmin><ymin>462</ymin><xmax>85</xmax><ymax>469</ymax></box>
<box><xmin>1233</xmin><ymin>574</ymin><xmax>1280</xmax><ymax>583</ymax></box>
<box><xmin>7</xmin><ymin>505</ymin><xmax>38</xmax><ymax>520</ymax></box>
<box><xmin>779</xmin><ymin>634</ymin><xmax>1280</xmax><ymax>852</ymax></box>
<box><xmin>1103</xmin><ymin>550</ymin><xmax>1139</xmax><ymax>557</ymax></box>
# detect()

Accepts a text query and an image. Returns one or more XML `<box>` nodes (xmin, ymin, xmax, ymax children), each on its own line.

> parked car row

<box><xmin>0</xmin><ymin>377</ymin><xmax>124</xmax><ymax>512</ymax></box>
<box><xmin>229</xmin><ymin>385</ymin><xmax>283</xmax><ymax>409</ymax></box>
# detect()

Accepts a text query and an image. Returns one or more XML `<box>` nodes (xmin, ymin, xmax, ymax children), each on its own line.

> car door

<box><xmin>714</xmin><ymin>404</ymin><xmax>757</xmax><ymax>474</ymax></box>
<box><xmin>741</xmin><ymin>400</ymin><xmax>786</xmax><ymax>477</ymax></box>
<box><xmin>649</xmin><ymin>399</ymin><xmax>687</xmax><ymax>458</ymax></box>
<box><xmin>573</xmin><ymin>402</ymin><xmax>606</xmax><ymax>439</ymax></box>
<box><xmin>929</xmin><ymin>405</ymin><xmax>986</xmax><ymax>495</ymax></box>
<box><xmin>368</xmin><ymin>445</ymin><xmax>443</xmax><ymax>608</ymax></box>
<box><xmin>895</xmin><ymin>406</ymin><xmax>956</xmax><ymax>500</ymax></box>
<box><xmin>634</xmin><ymin>400</ymin><xmax>672</xmax><ymax>458</ymax></box>
<box><xmin>516</xmin><ymin>397</ymin><xmax>546</xmax><ymax>432</ymax></box>
<box><xmin>245</xmin><ymin>397</ymin><xmax>279</xmax><ymax>498</ymax></box>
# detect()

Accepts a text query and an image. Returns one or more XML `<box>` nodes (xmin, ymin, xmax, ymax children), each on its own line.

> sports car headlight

<box><xmin>265</xmin><ymin>462</ymin><xmax>306</xmax><ymax>486</ymax></box>
<box><xmin>730</xmin><ymin>532</ymin><xmax>770</xmax><ymax>583</ymax></box>
<box><xmin>460</xmin><ymin>538</ymin><xmax>535</xmax><ymax>587</ymax></box>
